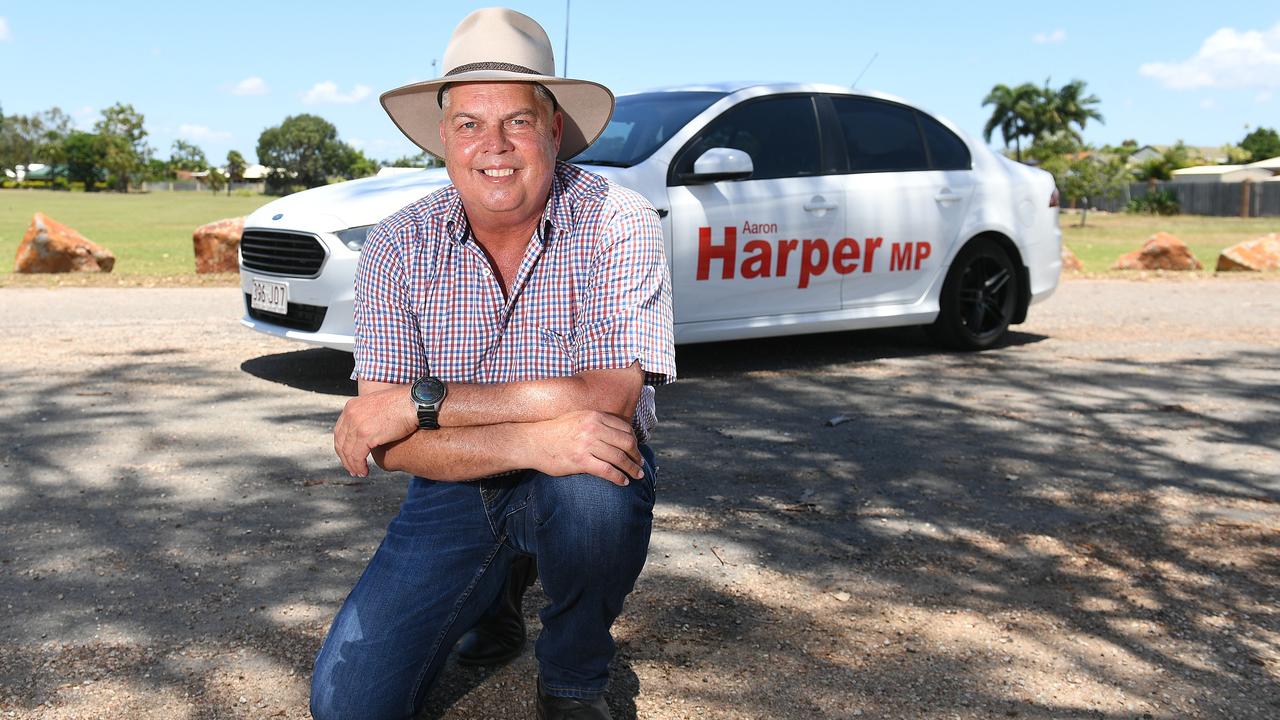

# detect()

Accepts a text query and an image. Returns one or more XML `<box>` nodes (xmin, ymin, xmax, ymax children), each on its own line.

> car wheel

<box><xmin>927</xmin><ymin>238</ymin><xmax>1020</xmax><ymax>351</ymax></box>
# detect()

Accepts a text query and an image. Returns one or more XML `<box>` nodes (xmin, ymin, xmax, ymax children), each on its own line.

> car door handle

<box><xmin>935</xmin><ymin>190</ymin><xmax>963</xmax><ymax>203</ymax></box>
<box><xmin>803</xmin><ymin>196</ymin><xmax>839</xmax><ymax>212</ymax></box>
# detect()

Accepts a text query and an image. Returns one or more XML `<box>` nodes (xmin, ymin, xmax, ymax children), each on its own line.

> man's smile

<box><xmin>480</xmin><ymin>168</ymin><xmax>516</xmax><ymax>178</ymax></box>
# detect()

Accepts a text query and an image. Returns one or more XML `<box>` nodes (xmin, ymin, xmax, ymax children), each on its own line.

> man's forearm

<box><xmin>374</xmin><ymin>422</ymin><xmax>534</xmax><ymax>481</ymax></box>
<box><xmin>439</xmin><ymin>363</ymin><xmax>642</xmax><ymax>429</ymax></box>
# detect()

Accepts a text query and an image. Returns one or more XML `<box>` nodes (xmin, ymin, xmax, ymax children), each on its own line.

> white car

<box><xmin>240</xmin><ymin>82</ymin><xmax>1060</xmax><ymax>351</ymax></box>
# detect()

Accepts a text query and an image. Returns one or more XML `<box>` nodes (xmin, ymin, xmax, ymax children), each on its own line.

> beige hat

<box><xmin>380</xmin><ymin>7</ymin><xmax>614</xmax><ymax>160</ymax></box>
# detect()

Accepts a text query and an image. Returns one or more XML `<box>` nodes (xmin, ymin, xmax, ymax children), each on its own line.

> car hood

<box><xmin>246</xmin><ymin>168</ymin><xmax>454</xmax><ymax>231</ymax></box>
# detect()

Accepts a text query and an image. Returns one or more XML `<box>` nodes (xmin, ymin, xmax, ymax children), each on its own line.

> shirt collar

<box><xmin>440</xmin><ymin>162</ymin><xmax>574</xmax><ymax>247</ymax></box>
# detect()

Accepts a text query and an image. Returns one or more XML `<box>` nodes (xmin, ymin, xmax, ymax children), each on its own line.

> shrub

<box><xmin>1126</xmin><ymin>189</ymin><xmax>1180</xmax><ymax>216</ymax></box>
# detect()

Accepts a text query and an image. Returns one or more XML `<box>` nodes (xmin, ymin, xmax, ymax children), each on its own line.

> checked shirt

<box><xmin>352</xmin><ymin>161</ymin><xmax>676</xmax><ymax>443</ymax></box>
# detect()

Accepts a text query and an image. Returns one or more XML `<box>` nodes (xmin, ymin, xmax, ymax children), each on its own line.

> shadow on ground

<box><xmin>1</xmin><ymin>325</ymin><xmax>1276</xmax><ymax>718</ymax></box>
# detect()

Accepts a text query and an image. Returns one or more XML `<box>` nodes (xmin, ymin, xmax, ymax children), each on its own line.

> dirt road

<box><xmin>1</xmin><ymin>278</ymin><xmax>1277</xmax><ymax>719</ymax></box>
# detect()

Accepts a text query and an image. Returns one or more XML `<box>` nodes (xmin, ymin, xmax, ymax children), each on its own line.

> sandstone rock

<box><xmin>14</xmin><ymin>213</ymin><xmax>115</xmax><ymax>273</ymax></box>
<box><xmin>192</xmin><ymin>216</ymin><xmax>245</xmax><ymax>273</ymax></box>
<box><xmin>1216</xmin><ymin>233</ymin><xmax>1280</xmax><ymax>272</ymax></box>
<box><xmin>1061</xmin><ymin>245</ymin><xmax>1084</xmax><ymax>272</ymax></box>
<box><xmin>1111</xmin><ymin>232</ymin><xmax>1203</xmax><ymax>271</ymax></box>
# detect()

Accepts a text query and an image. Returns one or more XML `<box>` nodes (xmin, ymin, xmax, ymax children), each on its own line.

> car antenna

<box><xmin>851</xmin><ymin>52</ymin><xmax>878</xmax><ymax>90</ymax></box>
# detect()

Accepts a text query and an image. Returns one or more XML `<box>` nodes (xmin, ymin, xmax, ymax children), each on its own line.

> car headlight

<box><xmin>335</xmin><ymin>224</ymin><xmax>375</xmax><ymax>251</ymax></box>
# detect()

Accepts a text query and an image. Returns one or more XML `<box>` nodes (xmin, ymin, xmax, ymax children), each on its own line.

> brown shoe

<box><xmin>536</xmin><ymin>677</ymin><xmax>612</xmax><ymax>720</ymax></box>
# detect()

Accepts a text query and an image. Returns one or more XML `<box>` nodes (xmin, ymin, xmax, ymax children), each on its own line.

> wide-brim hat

<box><xmin>380</xmin><ymin>7</ymin><xmax>614</xmax><ymax>161</ymax></box>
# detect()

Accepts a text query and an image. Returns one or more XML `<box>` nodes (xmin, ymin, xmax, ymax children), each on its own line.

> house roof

<box><xmin>1172</xmin><ymin>164</ymin><xmax>1247</xmax><ymax>176</ymax></box>
<box><xmin>1247</xmin><ymin>155</ymin><xmax>1280</xmax><ymax>170</ymax></box>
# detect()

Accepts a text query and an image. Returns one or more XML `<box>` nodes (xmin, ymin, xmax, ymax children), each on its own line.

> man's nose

<box><xmin>479</xmin><ymin>122</ymin><xmax>514</xmax><ymax>153</ymax></box>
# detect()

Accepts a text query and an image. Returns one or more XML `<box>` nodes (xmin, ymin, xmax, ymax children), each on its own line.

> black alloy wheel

<box><xmin>927</xmin><ymin>238</ymin><xmax>1021</xmax><ymax>351</ymax></box>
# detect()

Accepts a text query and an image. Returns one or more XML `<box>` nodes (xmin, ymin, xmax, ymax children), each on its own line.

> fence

<box><xmin>140</xmin><ymin>180</ymin><xmax>266</xmax><ymax>194</ymax></box>
<box><xmin>1076</xmin><ymin>180</ymin><xmax>1280</xmax><ymax>217</ymax></box>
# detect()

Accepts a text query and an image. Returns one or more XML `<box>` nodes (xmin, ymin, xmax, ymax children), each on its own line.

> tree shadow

<box><xmin>2</xmin><ymin>321</ymin><xmax>1276</xmax><ymax>718</ymax></box>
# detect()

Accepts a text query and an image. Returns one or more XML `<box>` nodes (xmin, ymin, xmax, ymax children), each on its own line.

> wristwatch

<box><xmin>410</xmin><ymin>376</ymin><xmax>448</xmax><ymax>429</ymax></box>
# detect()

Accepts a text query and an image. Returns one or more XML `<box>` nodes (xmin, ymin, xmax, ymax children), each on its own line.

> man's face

<box><xmin>439</xmin><ymin>82</ymin><xmax>563</xmax><ymax>227</ymax></box>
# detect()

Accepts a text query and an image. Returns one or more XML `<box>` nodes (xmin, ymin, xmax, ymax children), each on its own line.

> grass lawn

<box><xmin>1061</xmin><ymin>211</ymin><xmax>1278</xmax><ymax>273</ymax></box>
<box><xmin>0</xmin><ymin>189</ymin><xmax>269</xmax><ymax>277</ymax></box>
<box><xmin>2</xmin><ymin>189</ymin><xmax>1275</xmax><ymax>281</ymax></box>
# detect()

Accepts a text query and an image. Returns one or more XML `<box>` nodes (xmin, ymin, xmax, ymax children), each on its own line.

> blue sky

<box><xmin>2</xmin><ymin>2</ymin><xmax>1277</xmax><ymax>165</ymax></box>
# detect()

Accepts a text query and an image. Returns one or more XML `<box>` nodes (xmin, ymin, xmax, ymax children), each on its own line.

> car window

<box><xmin>918</xmin><ymin>112</ymin><xmax>972</xmax><ymax>170</ymax></box>
<box><xmin>572</xmin><ymin>91</ymin><xmax>726</xmax><ymax>167</ymax></box>
<box><xmin>831</xmin><ymin>97</ymin><xmax>928</xmax><ymax>172</ymax></box>
<box><xmin>676</xmin><ymin>95</ymin><xmax>822</xmax><ymax>181</ymax></box>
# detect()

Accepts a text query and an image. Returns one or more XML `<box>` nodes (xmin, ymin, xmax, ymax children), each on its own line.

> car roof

<box><xmin>618</xmin><ymin>82</ymin><xmax>969</xmax><ymax>144</ymax></box>
<box><xmin>622</xmin><ymin>81</ymin><xmax>911</xmax><ymax>106</ymax></box>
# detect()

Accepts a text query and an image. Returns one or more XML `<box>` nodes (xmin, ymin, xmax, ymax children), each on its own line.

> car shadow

<box><xmin>675</xmin><ymin>326</ymin><xmax>1047</xmax><ymax>377</ymax></box>
<box><xmin>240</xmin><ymin>347</ymin><xmax>357</xmax><ymax>396</ymax></box>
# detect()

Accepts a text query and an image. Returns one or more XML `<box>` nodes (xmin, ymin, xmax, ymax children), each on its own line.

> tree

<box><xmin>1135</xmin><ymin>141</ymin><xmax>1193</xmax><ymax>181</ymax></box>
<box><xmin>205</xmin><ymin>167</ymin><xmax>227</xmax><ymax>194</ymax></box>
<box><xmin>338</xmin><ymin>146</ymin><xmax>380</xmax><ymax>179</ymax></box>
<box><xmin>1060</xmin><ymin>155</ymin><xmax>1129</xmax><ymax>226</ymax></box>
<box><xmin>0</xmin><ymin>106</ymin><xmax>74</xmax><ymax>174</ymax></box>
<box><xmin>389</xmin><ymin>151</ymin><xmax>442</xmax><ymax>168</ymax></box>
<box><xmin>226</xmin><ymin>150</ymin><xmax>247</xmax><ymax>182</ymax></box>
<box><xmin>1035</xmin><ymin>79</ymin><xmax>1104</xmax><ymax>143</ymax></box>
<box><xmin>226</xmin><ymin>150</ymin><xmax>247</xmax><ymax>195</ymax></box>
<box><xmin>256</xmin><ymin>114</ymin><xmax>359</xmax><ymax>193</ymax></box>
<box><xmin>1240</xmin><ymin>127</ymin><xmax>1280</xmax><ymax>162</ymax></box>
<box><xmin>94</xmin><ymin>103</ymin><xmax>151</xmax><ymax>191</ymax></box>
<box><xmin>62</xmin><ymin>131</ymin><xmax>107</xmax><ymax>191</ymax></box>
<box><xmin>982</xmin><ymin>82</ymin><xmax>1039</xmax><ymax>161</ymax></box>
<box><xmin>169</xmin><ymin>139</ymin><xmax>207</xmax><ymax>172</ymax></box>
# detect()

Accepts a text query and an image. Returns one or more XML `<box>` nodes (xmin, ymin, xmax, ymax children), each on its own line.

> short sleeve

<box><xmin>570</xmin><ymin>207</ymin><xmax>676</xmax><ymax>386</ymax></box>
<box><xmin>352</xmin><ymin>220</ymin><xmax>427</xmax><ymax>384</ymax></box>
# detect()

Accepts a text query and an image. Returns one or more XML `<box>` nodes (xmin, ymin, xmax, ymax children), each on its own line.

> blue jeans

<box><xmin>310</xmin><ymin>445</ymin><xmax>657</xmax><ymax>720</ymax></box>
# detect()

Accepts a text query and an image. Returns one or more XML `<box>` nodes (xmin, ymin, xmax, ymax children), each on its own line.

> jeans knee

<box><xmin>535</xmin><ymin>473</ymin><xmax>653</xmax><ymax>556</ymax></box>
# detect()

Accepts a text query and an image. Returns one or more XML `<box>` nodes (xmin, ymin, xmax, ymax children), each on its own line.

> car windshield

<box><xmin>571</xmin><ymin>91</ymin><xmax>727</xmax><ymax>168</ymax></box>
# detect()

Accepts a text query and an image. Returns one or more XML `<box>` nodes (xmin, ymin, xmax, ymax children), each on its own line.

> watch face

<box><xmin>411</xmin><ymin>377</ymin><xmax>446</xmax><ymax>405</ymax></box>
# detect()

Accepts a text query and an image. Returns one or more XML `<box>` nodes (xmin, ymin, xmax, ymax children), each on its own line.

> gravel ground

<box><xmin>1</xmin><ymin>277</ymin><xmax>1277</xmax><ymax>719</ymax></box>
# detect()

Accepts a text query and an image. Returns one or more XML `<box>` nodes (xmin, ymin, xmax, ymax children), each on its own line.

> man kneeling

<box><xmin>312</xmin><ymin>8</ymin><xmax>675</xmax><ymax>720</ymax></box>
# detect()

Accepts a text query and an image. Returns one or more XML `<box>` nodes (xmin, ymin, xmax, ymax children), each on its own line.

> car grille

<box><xmin>245</xmin><ymin>294</ymin><xmax>328</xmax><ymax>333</ymax></box>
<box><xmin>239</xmin><ymin>229</ymin><xmax>327</xmax><ymax>276</ymax></box>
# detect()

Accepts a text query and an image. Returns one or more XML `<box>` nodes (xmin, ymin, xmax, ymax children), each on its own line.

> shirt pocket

<box><xmin>509</xmin><ymin>325</ymin><xmax>576</xmax><ymax>379</ymax></box>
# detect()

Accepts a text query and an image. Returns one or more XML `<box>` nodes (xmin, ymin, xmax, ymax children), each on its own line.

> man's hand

<box><xmin>334</xmin><ymin>385</ymin><xmax>418</xmax><ymax>477</ymax></box>
<box><xmin>525</xmin><ymin>410</ymin><xmax>644</xmax><ymax>487</ymax></box>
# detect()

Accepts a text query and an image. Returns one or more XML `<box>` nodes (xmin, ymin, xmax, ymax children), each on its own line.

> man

<box><xmin>310</xmin><ymin>8</ymin><xmax>675</xmax><ymax>720</ymax></box>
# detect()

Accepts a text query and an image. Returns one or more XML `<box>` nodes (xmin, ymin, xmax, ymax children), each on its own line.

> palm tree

<box><xmin>1038</xmin><ymin>79</ymin><xmax>1104</xmax><ymax>142</ymax></box>
<box><xmin>982</xmin><ymin>83</ymin><xmax>1039</xmax><ymax>161</ymax></box>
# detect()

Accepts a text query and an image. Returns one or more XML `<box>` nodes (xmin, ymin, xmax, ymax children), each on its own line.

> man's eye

<box><xmin>510</xmin><ymin>118</ymin><xmax>527</xmax><ymax>125</ymax></box>
<box><xmin>462</xmin><ymin>121</ymin><xmax>477</xmax><ymax>130</ymax></box>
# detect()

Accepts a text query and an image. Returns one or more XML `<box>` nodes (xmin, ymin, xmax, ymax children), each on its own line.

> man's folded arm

<box><xmin>438</xmin><ymin>362</ymin><xmax>644</xmax><ymax>428</ymax></box>
<box><xmin>354</xmin><ymin>379</ymin><xmax>645</xmax><ymax>486</ymax></box>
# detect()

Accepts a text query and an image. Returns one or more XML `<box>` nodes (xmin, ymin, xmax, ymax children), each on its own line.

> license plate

<box><xmin>251</xmin><ymin>278</ymin><xmax>288</xmax><ymax>315</ymax></box>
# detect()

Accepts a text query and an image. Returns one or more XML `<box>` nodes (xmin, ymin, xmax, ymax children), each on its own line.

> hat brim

<box><xmin>380</xmin><ymin>71</ymin><xmax>615</xmax><ymax>161</ymax></box>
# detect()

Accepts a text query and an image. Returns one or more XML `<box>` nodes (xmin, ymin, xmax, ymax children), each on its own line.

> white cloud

<box><xmin>1257</xmin><ymin>90</ymin><xmax>1273</xmax><ymax>103</ymax></box>
<box><xmin>230</xmin><ymin>76</ymin><xmax>269</xmax><ymax>96</ymax></box>
<box><xmin>1199</xmin><ymin>98</ymin><xmax>1217</xmax><ymax>110</ymax></box>
<box><xmin>1140</xmin><ymin>22</ymin><xmax>1280</xmax><ymax>90</ymax></box>
<box><xmin>178</xmin><ymin>124</ymin><xmax>232</xmax><ymax>142</ymax></box>
<box><xmin>1032</xmin><ymin>29</ymin><xmax>1066</xmax><ymax>45</ymax></box>
<box><xmin>303</xmin><ymin>81</ymin><xmax>372</xmax><ymax>104</ymax></box>
<box><xmin>0</xmin><ymin>17</ymin><xmax>12</xmax><ymax>42</ymax></box>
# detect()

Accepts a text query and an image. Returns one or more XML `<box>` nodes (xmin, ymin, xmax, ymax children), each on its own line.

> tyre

<box><xmin>927</xmin><ymin>238</ymin><xmax>1021</xmax><ymax>351</ymax></box>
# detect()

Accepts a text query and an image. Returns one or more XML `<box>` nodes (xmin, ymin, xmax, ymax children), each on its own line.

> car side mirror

<box><xmin>683</xmin><ymin>148</ymin><xmax>754</xmax><ymax>183</ymax></box>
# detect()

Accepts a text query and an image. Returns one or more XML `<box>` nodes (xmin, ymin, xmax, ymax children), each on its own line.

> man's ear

<box><xmin>438</xmin><ymin>121</ymin><xmax>448</xmax><ymax>149</ymax></box>
<box><xmin>551</xmin><ymin>110</ymin><xmax>564</xmax><ymax>152</ymax></box>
